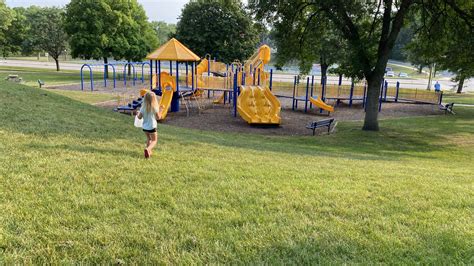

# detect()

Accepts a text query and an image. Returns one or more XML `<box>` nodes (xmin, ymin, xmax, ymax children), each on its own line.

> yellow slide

<box><xmin>237</xmin><ymin>86</ymin><xmax>281</xmax><ymax>125</ymax></box>
<box><xmin>213</xmin><ymin>93</ymin><xmax>225</xmax><ymax>104</ymax></box>
<box><xmin>309</xmin><ymin>97</ymin><xmax>334</xmax><ymax>113</ymax></box>
<box><xmin>244</xmin><ymin>45</ymin><xmax>271</xmax><ymax>74</ymax></box>
<box><xmin>158</xmin><ymin>72</ymin><xmax>176</xmax><ymax>120</ymax></box>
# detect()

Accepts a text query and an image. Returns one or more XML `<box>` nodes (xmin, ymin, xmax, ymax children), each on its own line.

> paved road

<box><xmin>1</xmin><ymin>59</ymin><xmax>472</xmax><ymax>92</ymax></box>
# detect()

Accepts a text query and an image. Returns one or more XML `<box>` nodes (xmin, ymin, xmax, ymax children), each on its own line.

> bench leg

<box><xmin>313</xmin><ymin>128</ymin><xmax>316</xmax><ymax>136</ymax></box>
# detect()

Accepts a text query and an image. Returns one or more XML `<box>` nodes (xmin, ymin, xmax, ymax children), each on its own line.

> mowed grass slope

<box><xmin>0</xmin><ymin>80</ymin><xmax>473</xmax><ymax>264</ymax></box>
<box><xmin>444</xmin><ymin>92</ymin><xmax>474</xmax><ymax>105</ymax></box>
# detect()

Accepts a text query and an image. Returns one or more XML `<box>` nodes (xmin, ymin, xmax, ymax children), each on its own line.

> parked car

<box><xmin>398</xmin><ymin>72</ymin><xmax>408</xmax><ymax>78</ymax></box>
<box><xmin>385</xmin><ymin>67</ymin><xmax>393</xmax><ymax>72</ymax></box>
<box><xmin>386</xmin><ymin>71</ymin><xmax>395</xmax><ymax>77</ymax></box>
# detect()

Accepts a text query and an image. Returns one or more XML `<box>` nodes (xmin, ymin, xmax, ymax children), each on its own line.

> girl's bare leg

<box><xmin>147</xmin><ymin>132</ymin><xmax>158</xmax><ymax>154</ymax></box>
<box><xmin>145</xmin><ymin>133</ymin><xmax>151</xmax><ymax>148</ymax></box>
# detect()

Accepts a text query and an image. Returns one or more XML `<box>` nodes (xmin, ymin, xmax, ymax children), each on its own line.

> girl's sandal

<box><xmin>144</xmin><ymin>149</ymin><xmax>150</xmax><ymax>159</ymax></box>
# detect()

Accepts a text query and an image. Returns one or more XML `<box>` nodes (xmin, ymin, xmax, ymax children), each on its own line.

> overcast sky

<box><xmin>5</xmin><ymin>0</ymin><xmax>189</xmax><ymax>23</ymax></box>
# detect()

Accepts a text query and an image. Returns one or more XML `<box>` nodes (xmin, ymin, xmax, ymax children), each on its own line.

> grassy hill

<box><xmin>0</xmin><ymin>80</ymin><xmax>473</xmax><ymax>264</ymax></box>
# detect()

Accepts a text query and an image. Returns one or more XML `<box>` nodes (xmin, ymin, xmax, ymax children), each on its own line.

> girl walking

<box><xmin>137</xmin><ymin>92</ymin><xmax>162</xmax><ymax>159</ymax></box>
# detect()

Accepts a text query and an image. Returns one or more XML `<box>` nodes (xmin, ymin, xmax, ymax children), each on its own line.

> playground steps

<box><xmin>114</xmin><ymin>96</ymin><xmax>143</xmax><ymax>113</ymax></box>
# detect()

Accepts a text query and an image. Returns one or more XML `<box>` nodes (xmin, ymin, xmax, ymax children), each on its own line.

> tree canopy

<box><xmin>0</xmin><ymin>7</ymin><xmax>27</xmax><ymax>57</ymax></box>
<box><xmin>0</xmin><ymin>0</ymin><xmax>13</xmax><ymax>51</ymax></box>
<box><xmin>65</xmin><ymin>0</ymin><xmax>157</xmax><ymax>64</ymax></box>
<box><xmin>175</xmin><ymin>1</ymin><xmax>259</xmax><ymax>63</ymax></box>
<box><xmin>150</xmin><ymin>21</ymin><xmax>176</xmax><ymax>46</ymax></box>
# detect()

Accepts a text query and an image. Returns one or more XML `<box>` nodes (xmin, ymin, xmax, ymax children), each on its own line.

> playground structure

<box><xmin>108</xmin><ymin>38</ymin><xmax>443</xmax><ymax>126</ymax></box>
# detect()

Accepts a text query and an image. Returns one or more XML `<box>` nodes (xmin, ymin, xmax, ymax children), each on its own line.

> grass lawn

<box><xmin>0</xmin><ymin>80</ymin><xmax>473</xmax><ymax>264</ymax></box>
<box><xmin>443</xmin><ymin>92</ymin><xmax>474</xmax><ymax>105</ymax></box>
<box><xmin>0</xmin><ymin>66</ymin><xmax>80</xmax><ymax>86</ymax></box>
<box><xmin>0</xmin><ymin>66</ymin><xmax>137</xmax><ymax>87</ymax></box>
<box><xmin>43</xmin><ymin>89</ymin><xmax>120</xmax><ymax>105</ymax></box>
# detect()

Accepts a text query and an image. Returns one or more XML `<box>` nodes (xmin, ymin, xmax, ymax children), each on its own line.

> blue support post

<box><xmin>104</xmin><ymin>65</ymin><xmax>107</xmax><ymax>87</ymax></box>
<box><xmin>379</xmin><ymin>81</ymin><xmax>384</xmax><ymax>112</ymax></box>
<box><xmin>395</xmin><ymin>81</ymin><xmax>400</xmax><ymax>102</ymax></box>
<box><xmin>111</xmin><ymin>64</ymin><xmax>116</xmax><ymax>89</ymax></box>
<box><xmin>321</xmin><ymin>76</ymin><xmax>326</xmax><ymax>101</ymax></box>
<box><xmin>242</xmin><ymin>72</ymin><xmax>246</xmax><ymax>85</ymax></box>
<box><xmin>170</xmin><ymin>61</ymin><xmax>172</xmax><ymax>75</ymax></box>
<box><xmin>191</xmin><ymin>62</ymin><xmax>195</xmax><ymax>91</ymax></box>
<box><xmin>185</xmin><ymin>63</ymin><xmax>189</xmax><ymax>87</ymax></box>
<box><xmin>338</xmin><ymin>74</ymin><xmax>342</xmax><ymax>86</ymax></box>
<box><xmin>269</xmin><ymin>69</ymin><xmax>273</xmax><ymax>91</ymax></box>
<box><xmin>384</xmin><ymin>80</ymin><xmax>388</xmax><ymax>101</ymax></box>
<box><xmin>349</xmin><ymin>80</ymin><xmax>354</xmax><ymax>107</ymax></box>
<box><xmin>170</xmin><ymin>61</ymin><xmax>180</xmax><ymax>112</ymax></box>
<box><xmin>176</xmin><ymin>61</ymin><xmax>179</xmax><ymax>90</ymax></box>
<box><xmin>292</xmin><ymin>76</ymin><xmax>297</xmax><ymax>110</ymax></box>
<box><xmin>320</xmin><ymin>76</ymin><xmax>327</xmax><ymax>114</ymax></box>
<box><xmin>439</xmin><ymin>91</ymin><xmax>443</xmax><ymax>105</ymax></box>
<box><xmin>158</xmin><ymin>61</ymin><xmax>161</xmax><ymax>90</ymax></box>
<box><xmin>363</xmin><ymin>84</ymin><xmax>367</xmax><ymax>110</ymax></box>
<box><xmin>310</xmin><ymin>75</ymin><xmax>314</xmax><ymax>109</ymax></box>
<box><xmin>150</xmin><ymin>60</ymin><xmax>153</xmax><ymax>90</ymax></box>
<box><xmin>233</xmin><ymin>71</ymin><xmax>238</xmax><ymax>117</ymax></box>
<box><xmin>155</xmin><ymin>60</ymin><xmax>158</xmax><ymax>74</ymax></box>
<box><xmin>304</xmin><ymin>77</ymin><xmax>309</xmax><ymax>113</ymax></box>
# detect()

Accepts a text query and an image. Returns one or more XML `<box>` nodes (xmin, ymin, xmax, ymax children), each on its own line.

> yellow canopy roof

<box><xmin>146</xmin><ymin>38</ymin><xmax>200</xmax><ymax>62</ymax></box>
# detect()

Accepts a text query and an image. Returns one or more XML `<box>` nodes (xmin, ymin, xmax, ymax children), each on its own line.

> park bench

<box><xmin>439</xmin><ymin>103</ymin><xmax>455</xmax><ymax>115</ymax></box>
<box><xmin>38</xmin><ymin>79</ymin><xmax>45</xmax><ymax>88</ymax></box>
<box><xmin>306</xmin><ymin>118</ymin><xmax>336</xmax><ymax>136</ymax></box>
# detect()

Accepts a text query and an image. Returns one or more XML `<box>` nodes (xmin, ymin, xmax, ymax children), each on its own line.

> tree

<box><xmin>65</xmin><ymin>0</ymin><xmax>120</xmax><ymax>76</ymax></box>
<box><xmin>0</xmin><ymin>7</ymin><xmax>27</xmax><ymax>57</ymax></box>
<box><xmin>413</xmin><ymin>1</ymin><xmax>474</xmax><ymax>93</ymax></box>
<box><xmin>110</xmin><ymin>0</ymin><xmax>158</xmax><ymax>63</ymax></box>
<box><xmin>0</xmin><ymin>0</ymin><xmax>13</xmax><ymax>52</ymax></box>
<box><xmin>65</xmin><ymin>0</ymin><xmax>157</xmax><ymax>76</ymax></box>
<box><xmin>175</xmin><ymin>1</ymin><xmax>259</xmax><ymax>63</ymax></box>
<box><xmin>150</xmin><ymin>21</ymin><xmax>176</xmax><ymax>46</ymax></box>
<box><xmin>250</xmin><ymin>0</ymin><xmax>473</xmax><ymax>131</ymax></box>
<box><xmin>26</xmin><ymin>7</ymin><xmax>68</xmax><ymax>71</ymax></box>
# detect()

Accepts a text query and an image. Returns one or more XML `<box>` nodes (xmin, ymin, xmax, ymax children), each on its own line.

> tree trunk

<box><xmin>128</xmin><ymin>60</ymin><xmax>132</xmax><ymax>77</ymax></box>
<box><xmin>426</xmin><ymin>64</ymin><xmax>433</xmax><ymax>90</ymax></box>
<box><xmin>456</xmin><ymin>76</ymin><xmax>465</xmax><ymax>93</ymax></box>
<box><xmin>320</xmin><ymin>63</ymin><xmax>328</xmax><ymax>85</ymax></box>
<box><xmin>104</xmin><ymin>57</ymin><xmax>109</xmax><ymax>79</ymax></box>
<box><xmin>418</xmin><ymin>65</ymin><xmax>423</xmax><ymax>74</ymax></box>
<box><xmin>54</xmin><ymin>57</ymin><xmax>60</xmax><ymax>71</ymax></box>
<box><xmin>362</xmin><ymin>75</ymin><xmax>383</xmax><ymax>131</ymax></box>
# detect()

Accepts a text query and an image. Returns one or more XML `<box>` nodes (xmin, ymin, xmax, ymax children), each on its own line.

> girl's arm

<box><xmin>155</xmin><ymin>105</ymin><xmax>164</xmax><ymax>120</ymax></box>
